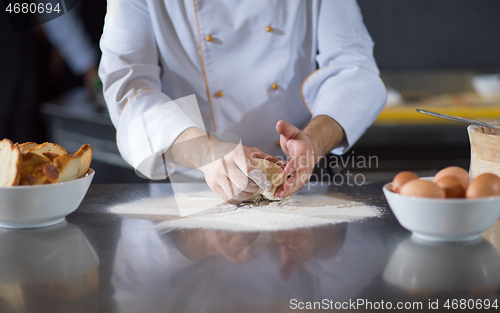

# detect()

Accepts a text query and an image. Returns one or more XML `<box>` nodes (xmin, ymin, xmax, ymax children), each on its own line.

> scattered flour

<box><xmin>107</xmin><ymin>183</ymin><xmax>381</xmax><ymax>231</ymax></box>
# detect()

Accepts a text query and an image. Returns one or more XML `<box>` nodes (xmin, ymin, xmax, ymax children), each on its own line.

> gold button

<box><xmin>276</xmin><ymin>140</ymin><xmax>281</xmax><ymax>147</ymax></box>
<box><xmin>271</xmin><ymin>83</ymin><xmax>279</xmax><ymax>90</ymax></box>
<box><xmin>205</xmin><ymin>35</ymin><xmax>213</xmax><ymax>42</ymax></box>
<box><xmin>215</xmin><ymin>90</ymin><xmax>224</xmax><ymax>98</ymax></box>
<box><xmin>266</xmin><ymin>26</ymin><xmax>273</xmax><ymax>32</ymax></box>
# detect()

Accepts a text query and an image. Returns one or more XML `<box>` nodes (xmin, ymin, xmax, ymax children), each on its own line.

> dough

<box><xmin>249</xmin><ymin>158</ymin><xmax>286</xmax><ymax>201</ymax></box>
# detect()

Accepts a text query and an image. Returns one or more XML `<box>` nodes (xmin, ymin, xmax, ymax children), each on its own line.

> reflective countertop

<box><xmin>2</xmin><ymin>182</ymin><xmax>500</xmax><ymax>312</ymax></box>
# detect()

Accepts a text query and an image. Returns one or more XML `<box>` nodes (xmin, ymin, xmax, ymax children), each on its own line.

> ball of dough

<box><xmin>248</xmin><ymin>158</ymin><xmax>286</xmax><ymax>201</ymax></box>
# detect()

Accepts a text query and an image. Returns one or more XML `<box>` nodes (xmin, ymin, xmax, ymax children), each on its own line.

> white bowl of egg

<box><xmin>383</xmin><ymin>167</ymin><xmax>500</xmax><ymax>242</ymax></box>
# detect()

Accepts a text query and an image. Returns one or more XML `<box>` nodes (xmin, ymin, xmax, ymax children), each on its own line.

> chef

<box><xmin>99</xmin><ymin>0</ymin><xmax>387</xmax><ymax>203</ymax></box>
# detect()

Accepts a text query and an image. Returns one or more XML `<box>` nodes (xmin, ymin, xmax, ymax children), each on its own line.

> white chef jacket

<box><xmin>99</xmin><ymin>0</ymin><xmax>387</xmax><ymax>179</ymax></box>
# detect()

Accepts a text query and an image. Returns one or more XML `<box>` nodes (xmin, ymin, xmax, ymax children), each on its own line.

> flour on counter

<box><xmin>107</xmin><ymin>183</ymin><xmax>382</xmax><ymax>231</ymax></box>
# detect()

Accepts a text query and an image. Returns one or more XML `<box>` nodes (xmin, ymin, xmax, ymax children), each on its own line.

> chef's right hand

<box><xmin>206</xmin><ymin>230</ymin><xmax>272</xmax><ymax>264</ymax></box>
<box><xmin>278</xmin><ymin>225</ymin><xmax>347</xmax><ymax>281</ymax></box>
<box><xmin>200</xmin><ymin>142</ymin><xmax>275</xmax><ymax>204</ymax></box>
<box><xmin>176</xmin><ymin>229</ymin><xmax>272</xmax><ymax>264</ymax></box>
<box><xmin>165</xmin><ymin>128</ymin><xmax>276</xmax><ymax>204</ymax></box>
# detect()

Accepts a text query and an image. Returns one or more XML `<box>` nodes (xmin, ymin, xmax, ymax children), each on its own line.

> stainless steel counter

<box><xmin>3</xmin><ymin>182</ymin><xmax>499</xmax><ymax>313</ymax></box>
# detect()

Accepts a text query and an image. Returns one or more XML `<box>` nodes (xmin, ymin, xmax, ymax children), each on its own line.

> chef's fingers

<box><xmin>285</xmin><ymin>231</ymin><xmax>312</xmax><ymax>250</ymax></box>
<box><xmin>211</xmin><ymin>230</ymin><xmax>239</xmax><ymax>246</ymax></box>
<box><xmin>279</xmin><ymin>259</ymin><xmax>300</xmax><ymax>282</ymax></box>
<box><xmin>275</xmin><ymin>160</ymin><xmax>288</xmax><ymax>169</ymax></box>
<box><xmin>220</xmin><ymin>178</ymin><xmax>253</xmax><ymax>204</ymax></box>
<box><xmin>223</xmin><ymin>181</ymin><xmax>253</xmax><ymax>204</ymax></box>
<box><xmin>276</xmin><ymin>120</ymin><xmax>301</xmax><ymax>140</ymax></box>
<box><xmin>211</xmin><ymin>184</ymin><xmax>234</xmax><ymax>204</ymax></box>
<box><xmin>222</xmin><ymin>157</ymin><xmax>257</xmax><ymax>203</ymax></box>
<box><xmin>274</xmin><ymin>185</ymin><xmax>285</xmax><ymax>199</ymax></box>
<box><xmin>274</xmin><ymin>161</ymin><xmax>297</xmax><ymax>199</ymax></box>
<box><xmin>279</xmin><ymin>245</ymin><xmax>301</xmax><ymax>282</ymax></box>
<box><xmin>219</xmin><ymin>232</ymin><xmax>271</xmax><ymax>265</ymax></box>
<box><xmin>279</xmin><ymin>135</ymin><xmax>289</xmax><ymax>157</ymax></box>
<box><xmin>276</xmin><ymin>120</ymin><xmax>300</xmax><ymax>157</ymax></box>
<box><xmin>248</xmin><ymin>149</ymin><xmax>280</xmax><ymax>164</ymax></box>
<box><xmin>276</xmin><ymin>167</ymin><xmax>311</xmax><ymax>199</ymax></box>
<box><xmin>235</xmin><ymin>157</ymin><xmax>272</xmax><ymax>192</ymax></box>
<box><xmin>282</xmin><ymin>159</ymin><xmax>296</xmax><ymax>179</ymax></box>
<box><xmin>274</xmin><ymin>157</ymin><xmax>304</xmax><ymax>199</ymax></box>
<box><xmin>216</xmin><ymin>232</ymin><xmax>258</xmax><ymax>264</ymax></box>
<box><xmin>216</xmin><ymin>176</ymin><xmax>243</xmax><ymax>205</ymax></box>
<box><xmin>233</xmin><ymin>232</ymin><xmax>272</xmax><ymax>265</ymax></box>
<box><xmin>281</xmin><ymin>148</ymin><xmax>311</xmax><ymax>177</ymax></box>
<box><xmin>283</xmin><ymin>231</ymin><xmax>312</xmax><ymax>250</ymax></box>
<box><xmin>226</xmin><ymin>158</ymin><xmax>259</xmax><ymax>194</ymax></box>
<box><xmin>231</xmin><ymin>189</ymin><xmax>253</xmax><ymax>203</ymax></box>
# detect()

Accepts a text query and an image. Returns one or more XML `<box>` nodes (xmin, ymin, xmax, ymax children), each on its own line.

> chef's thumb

<box><xmin>276</xmin><ymin>120</ymin><xmax>299</xmax><ymax>140</ymax></box>
<box><xmin>279</xmin><ymin>254</ymin><xmax>300</xmax><ymax>282</ymax></box>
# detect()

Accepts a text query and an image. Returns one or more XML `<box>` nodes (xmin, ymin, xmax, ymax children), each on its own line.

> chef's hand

<box><xmin>275</xmin><ymin>120</ymin><xmax>315</xmax><ymax>199</ymax></box>
<box><xmin>278</xmin><ymin>225</ymin><xmax>346</xmax><ymax>282</ymax></box>
<box><xmin>200</xmin><ymin>142</ymin><xmax>276</xmax><ymax>204</ymax></box>
<box><xmin>165</xmin><ymin>127</ymin><xmax>276</xmax><ymax>204</ymax></box>
<box><xmin>279</xmin><ymin>229</ymin><xmax>314</xmax><ymax>281</ymax></box>
<box><xmin>275</xmin><ymin>116</ymin><xmax>346</xmax><ymax>198</ymax></box>
<box><xmin>205</xmin><ymin>230</ymin><xmax>272</xmax><ymax>265</ymax></box>
<box><xmin>176</xmin><ymin>229</ymin><xmax>272</xmax><ymax>264</ymax></box>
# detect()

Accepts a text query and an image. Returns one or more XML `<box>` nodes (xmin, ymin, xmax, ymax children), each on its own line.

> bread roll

<box><xmin>0</xmin><ymin>139</ymin><xmax>21</xmax><ymax>186</ymax></box>
<box><xmin>74</xmin><ymin>144</ymin><xmax>93</xmax><ymax>178</ymax></box>
<box><xmin>248</xmin><ymin>158</ymin><xmax>286</xmax><ymax>200</ymax></box>
<box><xmin>27</xmin><ymin>142</ymin><xmax>67</xmax><ymax>156</ymax></box>
<box><xmin>19</xmin><ymin>153</ymin><xmax>50</xmax><ymax>185</ymax></box>
<box><xmin>18</xmin><ymin>142</ymin><xmax>38</xmax><ymax>154</ymax></box>
<box><xmin>43</xmin><ymin>154</ymin><xmax>81</xmax><ymax>183</ymax></box>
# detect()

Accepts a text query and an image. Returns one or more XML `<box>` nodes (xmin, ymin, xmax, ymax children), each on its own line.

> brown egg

<box><xmin>391</xmin><ymin>171</ymin><xmax>419</xmax><ymax>193</ymax></box>
<box><xmin>400</xmin><ymin>179</ymin><xmax>446</xmax><ymax>199</ymax></box>
<box><xmin>466</xmin><ymin>173</ymin><xmax>500</xmax><ymax>199</ymax></box>
<box><xmin>434</xmin><ymin>176</ymin><xmax>466</xmax><ymax>198</ymax></box>
<box><xmin>433</xmin><ymin>166</ymin><xmax>470</xmax><ymax>189</ymax></box>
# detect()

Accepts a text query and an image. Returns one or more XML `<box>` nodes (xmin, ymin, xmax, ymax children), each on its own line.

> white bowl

<box><xmin>472</xmin><ymin>74</ymin><xmax>500</xmax><ymax>100</ymax></box>
<box><xmin>383</xmin><ymin>237</ymin><xmax>500</xmax><ymax>292</ymax></box>
<box><xmin>0</xmin><ymin>169</ymin><xmax>94</xmax><ymax>229</ymax></box>
<box><xmin>0</xmin><ymin>221</ymin><xmax>99</xmax><ymax>284</ymax></box>
<box><xmin>383</xmin><ymin>178</ymin><xmax>500</xmax><ymax>242</ymax></box>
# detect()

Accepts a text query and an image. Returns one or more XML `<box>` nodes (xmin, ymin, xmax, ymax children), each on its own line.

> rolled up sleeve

<box><xmin>302</xmin><ymin>0</ymin><xmax>387</xmax><ymax>155</ymax></box>
<box><xmin>99</xmin><ymin>0</ymin><xmax>199</xmax><ymax>178</ymax></box>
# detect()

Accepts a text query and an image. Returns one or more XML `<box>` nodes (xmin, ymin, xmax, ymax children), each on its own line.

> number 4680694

<box><xmin>444</xmin><ymin>298</ymin><xmax>498</xmax><ymax>310</ymax></box>
<box><xmin>5</xmin><ymin>2</ymin><xmax>61</xmax><ymax>14</ymax></box>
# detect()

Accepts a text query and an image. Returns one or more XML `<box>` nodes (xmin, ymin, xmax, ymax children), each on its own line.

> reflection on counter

<box><xmin>0</xmin><ymin>221</ymin><xmax>99</xmax><ymax>311</ymax></box>
<box><xmin>383</xmin><ymin>236</ymin><xmax>500</xmax><ymax>296</ymax></box>
<box><xmin>111</xmin><ymin>219</ymin><xmax>385</xmax><ymax>313</ymax></box>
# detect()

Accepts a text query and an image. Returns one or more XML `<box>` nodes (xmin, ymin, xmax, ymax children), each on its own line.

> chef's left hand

<box><xmin>279</xmin><ymin>229</ymin><xmax>314</xmax><ymax>281</ymax></box>
<box><xmin>278</xmin><ymin>225</ymin><xmax>347</xmax><ymax>281</ymax></box>
<box><xmin>275</xmin><ymin>120</ymin><xmax>315</xmax><ymax>199</ymax></box>
<box><xmin>176</xmin><ymin>229</ymin><xmax>272</xmax><ymax>264</ymax></box>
